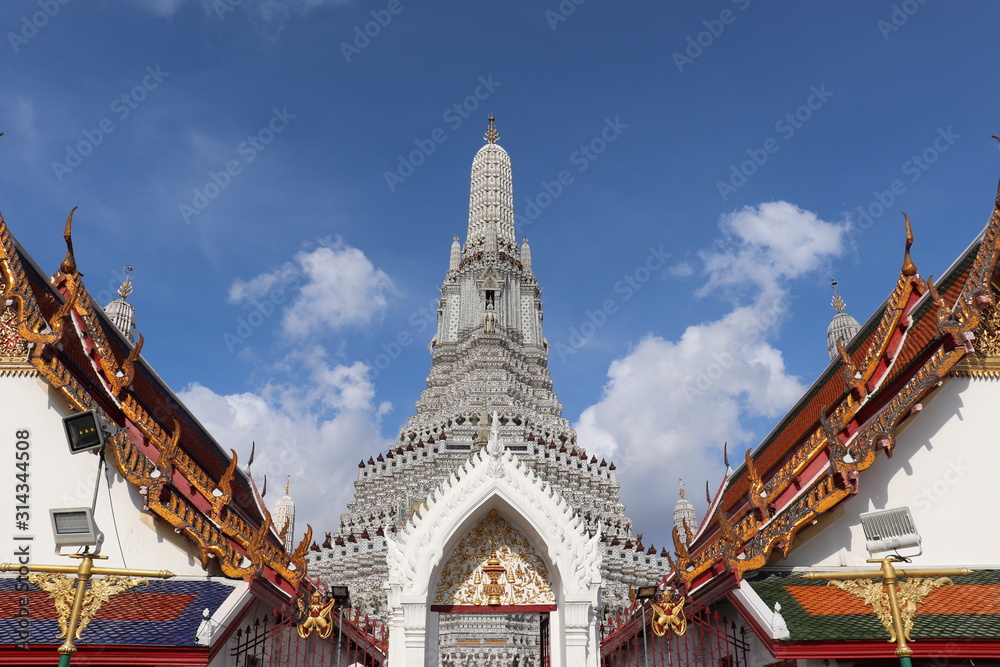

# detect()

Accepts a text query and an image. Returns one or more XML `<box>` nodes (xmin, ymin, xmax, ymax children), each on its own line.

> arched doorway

<box><xmin>386</xmin><ymin>427</ymin><xmax>602</xmax><ymax>666</ymax></box>
<box><xmin>431</xmin><ymin>510</ymin><xmax>555</xmax><ymax>666</ymax></box>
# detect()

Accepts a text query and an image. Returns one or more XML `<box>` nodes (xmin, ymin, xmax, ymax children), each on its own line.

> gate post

<box><xmin>562</xmin><ymin>596</ymin><xmax>600</xmax><ymax>667</ymax></box>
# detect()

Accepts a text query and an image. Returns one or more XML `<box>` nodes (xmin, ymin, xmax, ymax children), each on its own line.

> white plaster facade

<box><xmin>783</xmin><ymin>374</ymin><xmax>1000</xmax><ymax>570</ymax></box>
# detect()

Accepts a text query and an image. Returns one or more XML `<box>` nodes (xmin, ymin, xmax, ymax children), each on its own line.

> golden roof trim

<box><xmin>0</xmin><ymin>214</ymin><xmax>307</xmax><ymax>590</ymax></box>
<box><xmin>950</xmin><ymin>355</ymin><xmax>1000</xmax><ymax>378</ymax></box>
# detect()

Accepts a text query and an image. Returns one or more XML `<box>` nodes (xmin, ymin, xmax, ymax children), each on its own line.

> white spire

<box><xmin>449</xmin><ymin>236</ymin><xmax>461</xmax><ymax>271</ymax></box>
<box><xmin>103</xmin><ymin>267</ymin><xmax>136</xmax><ymax>344</ymax></box>
<box><xmin>272</xmin><ymin>476</ymin><xmax>295</xmax><ymax>553</ymax></box>
<box><xmin>673</xmin><ymin>479</ymin><xmax>697</xmax><ymax>547</ymax></box>
<box><xmin>520</xmin><ymin>238</ymin><xmax>532</xmax><ymax>274</ymax></box>
<box><xmin>827</xmin><ymin>280</ymin><xmax>861</xmax><ymax>361</ymax></box>
<box><xmin>468</xmin><ymin>116</ymin><xmax>515</xmax><ymax>247</ymax></box>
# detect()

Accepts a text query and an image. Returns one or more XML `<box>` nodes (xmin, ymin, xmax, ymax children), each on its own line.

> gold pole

<box><xmin>802</xmin><ymin>557</ymin><xmax>972</xmax><ymax>665</ymax></box>
<box><xmin>1</xmin><ymin>553</ymin><xmax>174</xmax><ymax>665</ymax></box>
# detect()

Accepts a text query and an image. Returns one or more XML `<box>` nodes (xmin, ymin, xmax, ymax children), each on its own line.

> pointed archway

<box><xmin>386</xmin><ymin>418</ymin><xmax>603</xmax><ymax>666</ymax></box>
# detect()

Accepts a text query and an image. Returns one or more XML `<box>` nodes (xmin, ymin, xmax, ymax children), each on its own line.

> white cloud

<box><xmin>575</xmin><ymin>202</ymin><xmax>848</xmax><ymax>547</ymax></box>
<box><xmin>130</xmin><ymin>0</ymin><xmax>348</xmax><ymax>38</ymax></box>
<box><xmin>668</xmin><ymin>262</ymin><xmax>693</xmax><ymax>277</ymax></box>
<box><xmin>698</xmin><ymin>201</ymin><xmax>847</xmax><ymax>298</ymax></box>
<box><xmin>186</xmin><ymin>239</ymin><xmax>397</xmax><ymax>538</ymax></box>
<box><xmin>229</xmin><ymin>239</ymin><xmax>396</xmax><ymax>337</ymax></box>
<box><xmin>178</xmin><ymin>354</ymin><xmax>392</xmax><ymax>539</ymax></box>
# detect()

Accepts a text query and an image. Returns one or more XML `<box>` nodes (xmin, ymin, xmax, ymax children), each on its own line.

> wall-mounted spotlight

<box><xmin>63</xmin><ymin>410</ymin><xmax>107</xmax><ymax>454</ymax></box>
<box><xmin>50</xmin><ymin>507</ymin><xmax>104</xmax><ymax>554</ymax></box>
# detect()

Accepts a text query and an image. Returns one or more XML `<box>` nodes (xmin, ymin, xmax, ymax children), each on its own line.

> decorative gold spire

<box><xmin>118</xmin><ymin>266</ymin><xmax>134</xmax><ymax>299</ymax></box>
<box><xmin>831</xmin><ymin>279</ymin><xmax>846</xmax><ymax>313</ymax></box>
<box><xmin>902</xmin><ymin>212</ymin><xmax>917</xmax><ymax>277</ymax></box>
<box><xmin>60</xmin><ymin>207</ymin><xmax>78</xmax><ymax>275</ymax></box>
<box><xmin>284</xmin><ymin>475</ymin><xmax>291</xmax><ymax>496</ymax></box>
<box><xmin>678</xmin><ymin>478</ymin><xmax>686</xmax><ymax>499</ymax></box>
<box><xmin>484</xmin><ymin>115</ymin><xmax>499</xmax><ymax>144</ymax></box>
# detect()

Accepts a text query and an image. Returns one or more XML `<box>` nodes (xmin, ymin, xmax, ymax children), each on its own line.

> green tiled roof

<box><xmin>745</xmin><ymin>568</ymin><xmax>1000</xmax><ymax>642</ymax></box>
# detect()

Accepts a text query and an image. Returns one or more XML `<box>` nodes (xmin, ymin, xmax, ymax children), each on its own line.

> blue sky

<box><xmin>2</xmin><ymin>0</ymin><xmax>997</xmax><ymax>552</ymax></box>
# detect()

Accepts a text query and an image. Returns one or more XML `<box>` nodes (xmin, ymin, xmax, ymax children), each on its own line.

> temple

<box><xmin>307</xmin><ymin>118</ymin><xmax>666</xmax><ymax>665</ymax></box>
<box><xmin>5</xmin><ymin>120</ymin><xmax>1000</xmax><ymax>666</ymax></box>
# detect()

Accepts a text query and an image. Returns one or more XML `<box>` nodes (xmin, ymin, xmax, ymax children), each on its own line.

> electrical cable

<box><xmin>103</xmin><ymin>462</ymin><xmax>244</xmax><ymax>644</ymax></box>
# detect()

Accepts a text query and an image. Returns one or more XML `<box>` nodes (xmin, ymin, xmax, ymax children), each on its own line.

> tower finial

<box><xmin>118</xmin><ymin>266</ymin><xmax>134</xmax><ymax>299</ymax></box>
<box><xmin>285</xmin><ymin>474</ymin><xmax>291</xmax><ymax>496</ymax></box>
<box><xmin>830</xmin><ymin>279</ymin><xmax>846</xmax><ymax>313</ymax></box>
<box><xmin>678</xmin><ymin>478</ymin><xmax>685</xmax><ymax>498</ymax></box>
<box><xmin>485</xmin><ymin>115</ymin><xmax>499</xmax><ymax>144</ymax></box>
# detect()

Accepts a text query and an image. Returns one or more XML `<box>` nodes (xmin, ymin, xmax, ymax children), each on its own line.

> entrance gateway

<box><xmin>386</xmin><ymin>417</ymin><xmax>603</xmax><ymax>666</ymax></box>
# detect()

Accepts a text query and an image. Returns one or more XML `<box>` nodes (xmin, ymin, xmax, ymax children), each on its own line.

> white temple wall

<box><xmin>782</xmin><ymin>376</ymin><xmax>1000</xmax><ymax>569</ymax></box>
<box><xmin>2</xmin><ymin>373</ymin><xmax>217</xmax><ymax>576</ymax></box>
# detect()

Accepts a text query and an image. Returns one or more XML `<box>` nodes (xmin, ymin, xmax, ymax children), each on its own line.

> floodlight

<box><xmin>634</xmin><ymin>586</ymin><xmax>658</xmax><ymax>600</ymax></box>
<box><xmin>63</xmin><ymin>411</ymin><xmax>106</xmax><ymax>454</ymax></box>
<box><xmin>860</xmin><ymin>507</ymin><xmax>921</xmax><ymax>556</ymax></box>
<box><xmin>50</xmin><ymin>507</ymin><xmax>104</xmax><ymax>553</ymax></box>
<box><xmin>330</xmin><ymin>585</ymin><xmax>350</xmax><ymax>600</ymax></box>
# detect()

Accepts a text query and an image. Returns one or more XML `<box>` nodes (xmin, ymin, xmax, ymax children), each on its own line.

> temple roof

<box><xmin>747</xmin><ymin>568</ymin><xmax>1000</xmax><ymax>643</ymax></box>
<box><xmin>0</xmin><ymin>578</ymin><xmax>236</xmax><ymax>648</ymax></box>
<box><xmin>674</xmin><ymin>183</ymin><xmax>1000</xmax><ymax>600</ymax></box>
<box><xmin>0</xmin><ymin>212</ymin><xmax>306</xmax><ymax>595</ymax></box>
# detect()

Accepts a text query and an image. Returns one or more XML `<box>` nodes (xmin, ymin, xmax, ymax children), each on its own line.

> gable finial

<box><xmin>60</xmin><ymin>207</ymin><xmax>79</xmax><ymax>275</ymax></box>
<box><xmin>485</xmin><ymin>115</ymin><xmax>499</xmax><ymax>144</ymax></box>
<box><xmin>901</xmin><ymin>212</ymin><xmax>917</xmax><ymax>277</ymax></box>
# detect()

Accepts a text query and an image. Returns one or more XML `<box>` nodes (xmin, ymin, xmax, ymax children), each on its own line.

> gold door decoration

<box><xmin>434</xmin><ymin>510</ymin><xmax>555</xmax><ymax>606</ymax></box>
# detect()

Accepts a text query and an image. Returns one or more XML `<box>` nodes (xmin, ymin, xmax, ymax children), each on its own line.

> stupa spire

<box><xmin>826</xmin><ymin>280</ymin><xmax>861</xmax><ymax>361</ymax></box>
<box><xmin>467</xmin><ymin>116</ymin><xmax>515</xmax><ymax>247</ymax></box>
<box><xmin>103</xmin><ymin>265</ymin><xmax>137</xmax><ymax>344</ymax></box>
<box><xmin>272</xmin><ymin>475</ymin><xmax>295</xmax><ymax>553</ymax></box>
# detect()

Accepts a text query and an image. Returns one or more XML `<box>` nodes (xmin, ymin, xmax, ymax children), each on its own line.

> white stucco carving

<box><xmin>386</xmin><ymin>429</ymin><xmax>603</xmax><ymax>666</ymax></box>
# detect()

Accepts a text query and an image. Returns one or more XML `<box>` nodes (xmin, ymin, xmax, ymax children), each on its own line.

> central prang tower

<box><xmin>309</xmin><ymin>119</ymin><xmax>668</xmax><ymax>656</ymax></box>
<box><xmin>408</xmin><ymin>116</ymin><xmax>564</xmax><ymax>436</ymax></box>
